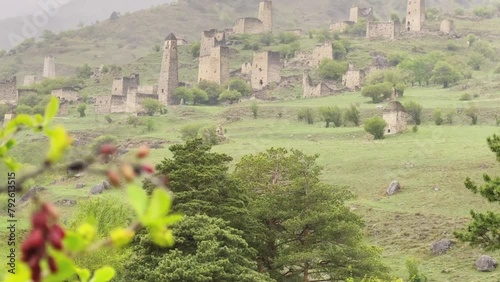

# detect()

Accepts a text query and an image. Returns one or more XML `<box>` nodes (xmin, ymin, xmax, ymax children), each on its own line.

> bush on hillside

<box><xmin>364</xmin><ymin>116</ymin><xmax>387</xmax><ymax>140</ymax></box>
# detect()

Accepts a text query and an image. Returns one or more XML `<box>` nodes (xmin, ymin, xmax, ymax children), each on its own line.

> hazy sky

<box><xmin>0</xmin><ymin>0</ymin><xmax>42</xmax><ymax>19</ymax></box>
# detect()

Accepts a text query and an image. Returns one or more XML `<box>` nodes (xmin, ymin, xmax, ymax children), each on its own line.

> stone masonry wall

<box><xmin>440</xmin><ymin>19</ymin><xmax>455</xmax><ymax>34</ymax></box>
<box><xmin>233</xmin><ymin>18</ymin><xmax>265</xmax><ymax>35</ymax></box>
<box><xmin>258</xmin><ymin>0</ymin><xmax>273</xmax><ymax>32</ymax></box>
<box><xmin>43</xmin><ymin>56</ymin><xmax>56</xmax><ymax>78</ymax></box>
<box><xmin>302</xmin><ymin>73</ymin><xmax>332</xmax><ymax>98</ymax></box>
<box><xmin>51</xmin><ymin>88</ymin><xmax>79</xmax><ymax>103</ymax></box>
<box><xmin>0</xmin><ymin>77</ymin><xmax>18</xmax><ymax>105</ymax></box>
<box><xmin>310</xmin><ymin>41</ymin><xmax>333</xmax><ymax>67</ymax></box>
<box><xmin>157</xmin><ymin>34</ymin><xmax>179</xmax><ymax>105</ymax></box>
<box><xmin>200</xmin><ymin>29</ymin><xmax>226</xmax><ymax>57</ymax></box>
<box><xmin>406</xmin><ymin>0</ymin><xmax>425</xmax><ymax>32</ymax></box>
<box><xmin>367</xmin><ymin>22</ymin><xmax>395</xmax><ymax>39</ymax></box>
<box><xmin>198</xmin><ymin>46</ymin><xmax>230</xmax><ymax>85</ymax></box>
<box><xmin>251</xmin><ymin>51</ymin><xmax>281</xmax><ymax>90</ymax></box>
<box><xmin>23</xmin><ymin>75</ymin><xmax>37</xmax><ymax>87</ymax></box>
<box><xmin>95</xmin><ymin>96</ymin><xmax>111</xmax><ymax>114</ymax></box>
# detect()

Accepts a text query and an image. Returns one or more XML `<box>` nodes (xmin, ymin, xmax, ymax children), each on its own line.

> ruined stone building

<box><xmin>51</xmin><ymin>88</ymin><xmax>80</xmax><ymax>103</ymax></box>
<box><xmin>198</xmin><ymin>46</ymin><xmax>230</xmax><ymax>85</ymax></box>
<box><xmin>23</xmin><ymin>75</ymin><xmax>38</xmax><ymax>87</ymax></box>
<box><xmin>251</xmin><ymin>51</ymin><xmax>281</xmax><ymax>90</ymax></box>
<box><xmin>330</xmin><ymin>21</ymin><xmax>353</xmax><ymax>33</ymax></box>
<box><xmin>200</xmin><ymin>29</ymin><xmax>226</xmax><ymax>57</ymax></box>
<box><xmin>241</xmin><ymin>62</ymin><xmax>252</xmax><ymax>75</ymax></box>
<box><xmin>310</xmin><ymin>41</ymin><xmax>333</xmax><ymax>67</ymax></box>
<box><xmin>112</xmin><ymin>74</ymin><xmax>140</xmax><ymax>96</ymax></box>
<box><xmin>349</xmin><ymin>6</ymin><xmax>374</xmax><ymax>23</ymax></box>
<box><xmin>302</xmin><ymin>73</ymin><xmax>334</xmax><ymax>98</ymax></box>
<box><xmin>440</xmin><ymin>19</ymin><xmax>455</xmax><ymax>35</ymax></box>
<box><xmin>233</xmin><ymin>0</ymin><xmax>273</xmax><ymax>34</ymax></box>
<box><xmin>43</xmin><ymin>56</ymin><xmax>56</xmax><ymax>78</ymax></box>
<box><xmin>406</xmin><ymin>0</ymin><xmax>425</xmax><ymax>32</ymax></box>
<box><xmin>366</xmin><ymin>21</ymin><xmax>397</xmax><ymax>39</ymax></box>
<box><xmin>0</xmin><ymin>77</ymin><xmax>18</xmax><ymax>105</ymax></box>
<box><xmin>383</xmin><ymin>101</ymin><xmax>407</xmax><ymax>135</ymax></box>
<box><xmin>342</xmin><ymin>63</ymin><xmax>365</xmax><ymax>91</ymax></box>
<box><xmin>157</xmin><ymin>33</ymin><xmax>179</xmax><ymax>105</ymax></box>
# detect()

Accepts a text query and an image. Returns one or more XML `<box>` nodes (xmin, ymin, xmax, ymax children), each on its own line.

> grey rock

<box><xmin>55</xmin><ymin>199</ymin><xmax>77</xmax><ymax>206</ymax></box>
<box><xmin>476</xmin><ymin>255</ymin><xmax>498</xmax><ymax>272</ymax></box>
<box><xmin>432</xmin><ymin>239</ymin><xmax>454</xmax><ymax>255</ymax></box>
<box><xmin>75</xmin><ymin>183</ymin><xmax>85</xmax><ymax>189</ymax></box>
<box><xmin>102</xmin><ymin>181</ymin><xmax>111</xmax><ymax>190</ymax></box>
<box><xmin>90</xmin><ymin>182</ymin><xmax>106</xmax><ymax>195</ymax></box>
<box><xmin>386</xmin><ymin>181</ymin><xmax>401</xmax><ymax>196</ymax></box>
<box><xmin>19</xmin><ymin>186</ymin><xmax>46</xmax><ymax>203</ymax></box>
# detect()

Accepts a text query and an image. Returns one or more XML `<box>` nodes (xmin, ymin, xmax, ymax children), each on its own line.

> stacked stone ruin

<box><xmin>232</xmin><ymin>0</ymin><xmax>273</xmax><ymax>35</ymax></box>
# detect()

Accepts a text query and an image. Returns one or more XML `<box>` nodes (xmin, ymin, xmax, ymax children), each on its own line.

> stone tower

<box><xmin>406</xmin><ymin>0</ymin><xmax>425</xmax><ymax>32</ymax></box>
<box><xmin>43</xmin><ymin>56</ymin><xmax>56</xmax><ymax>78</ymax></box>
<box><xmin>157</xmin><ymin>33</ymin><xmax>178</xmax><ymax>106</ymax></box>
<box><xmin>198</xmin><ymin>46</ymin><xmax>230</xmax><ymax>85</ymax></box>
<box><xmin>258</xmin><ymin>0</ymin><xmax>273</xmax><ymax>32</ymax></box>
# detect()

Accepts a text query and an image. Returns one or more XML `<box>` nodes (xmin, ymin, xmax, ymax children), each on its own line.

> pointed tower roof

<box><xmin>165</xmin><ymin>33</ymin><xmax>177</xmax><ymax>41</ymax></box>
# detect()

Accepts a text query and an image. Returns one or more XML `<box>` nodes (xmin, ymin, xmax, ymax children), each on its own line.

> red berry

<box><xmin>100</xmin><ymin>144</ymin><xmax>117</xmax><ymax>155</ymax></box>
<box><xmin>31</xmin><ymin>212</ymin><xmax>48</xmax><ymax>230</ymax></box>
<box><xmin>48</xmin><ymin>230</ymin><xmax>63</xmax><ymax>250</ymax></box>
<box><xmin>107</xmin><ymin>170</ymin><xmax>121</xmax><ymax>187</ymax></box>
<box><xmin>22</xmin><ymin>229</ymin><xmax>44</xmax><ymax>252</ymax></box>
<box><xmin>48</xmin><ymin>256</ymin><xmax>58</xmax><ymax>273</ymax></box>
<box><xmin>31</xmin><ymin>264</ymin><xmax>41</xmax><ymax>282</ymax></box>
<box><xmin>142</xmin><ymin>164</ymin><xmax>155</xmax><ymax>174</ymax></box>
<box><xmin>51</xmin><ymin>224</ymin><xmax>65</xmax><ymax>238</ymax></box>
<box><xmin>121</xmin><ymin>164</ymin><xmax>136</xmax><ymax>182</ymax></box>
<box><xmin>137</xmin><ymin>146</ymin><xmax>150</xmax><ymax>159</ymax></box>
<box><xmin>42</xmin><ymin>203</ymin><xmax>59</xmax><ymax>220</ymax></box>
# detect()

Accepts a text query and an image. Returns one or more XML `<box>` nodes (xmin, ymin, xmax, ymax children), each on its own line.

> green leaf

<box><xmin>76</xmin><ymin>268</ymin><xmax>91</xmax><ymax>282</ymax></box>
<box><xmin>5</xmin><ymin>139</ymin><xmax>15</xmax><ymax>150</ymax></box>
<box><xmin>44</xmin><ymin>96</ymin><xmax>59</xmax><ymax>126</ymax></box>
<box><xmin>12</xmin><ymin>114</ymin><xmax>36</xmax><ymax>129</ymax></box>
<box><xmin>44</xmin><ymin>251</ymin><xmax>76</xmax><ymax>282</ymax></box>
<box><xmin>63</xmin><ymin>232</ymin><xmax>88</xmax><ymax>252</ymax></box>
<box><xmin>90</xmin><ymin>266</ymin><xmax>116</xmax><ymax>282</ymax></box>
<box><xmin>127</xmin><ymin>184</ymin><xmax>148</xmax><ymax>218</ymax></box>
<box><xmin>45</xmin><ymin>126</ymin><xmax>72</xmax><ymax>162</ymax></box>
<box><xmin>3</xmin><ymin>263</ymin><xmax>31</xmax><ymax>282</ymax></box>
<box><xmin>159</xmin><ymin>214</ymin><xmax>184</xmax><ymax>226</ymax></box>
<box><xmin>3</xmin><ymin>157</ymin><xmax>21</xmax><ymax>171</ymax></box>
<box><xmin>149</xmin><ymin>226</ymin><xmax>175</xmax><ymax>247</ymax></box>
<box><xmin>145</xmin><ymin>188</ymin><xmax>171</xmax><ymax>223</ymax></box>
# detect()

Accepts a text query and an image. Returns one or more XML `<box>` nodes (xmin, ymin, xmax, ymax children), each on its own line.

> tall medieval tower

<box><xmin>258</xmin><ymin>0</ymin><xmax>273</xmax><ymax>32</ymax></box>
<box><xmin>157</xmin><ymin>33</ymin><xmax>178</xmax><ymax>106</ymax></box>
<box><xmin>43</xmin><ymin>56</ymin><xmax>56</xmax><ymax>78</ymax></box>
<box><xmin>406</xmin><ymin>0</ymin><xmax>425</xmax><ymax>32</ymax></box>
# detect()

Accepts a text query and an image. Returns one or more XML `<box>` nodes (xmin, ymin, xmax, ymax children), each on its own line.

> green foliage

<box><xmin>122</xmin><ymin>215</ymin><xmax>272</xmax><ymax>282</ymax></box>
<box><xmin>152</xmin><ymin>44</ymin><xmax>161</xmax><ymax>52</ymax></box>
<box><xmin>465</xmin><ymin>104</ymin><xmax>479</xmax><ymax>125</ymax></box>
<box><xmin>467</xmin><ymin>34</ymin><xmax>477</xmax><ymax>47</ymax></box>
<box><xmin>174</xmin><ymin>86</ymin><xmax>194</xmax><ymax>104</ymax></box>
<box><xmin>277</xmin><ymin>31</ymin><xmax>299</xmax><ymax>44</ymax></box>
<box><xmin>319</xmin><ymin>106</ymin><xmax>343</xmax><ymax>128</ymax></box>
<box><xmin>78</xmin><ymin>104</ymin><xmax>87</xmax><ymax>117</ymax></box>
<box><xmin>460</xmin><ymin>93</ymin><xmax>472</xmax><ymax>101</ymax></box>
<box><xmin>197</xmin><ymin>80</ymin><xmax>223</xmax><ymax>105</ymax></box>
<box><xmin>188</xmin><ymin>42</ymin><xmax>201</xmax><ymax>58</ymax></box>
<box><xmin>316</xmin><ymin>28</ymin><xmax>333</xmax><ymax>42</ymax></box>
<box><xmin>15</xmin><ymin>104</ymin><xmax>34</xmax><ymax>115</ymax></box>
<box><xmin>76</xmin><ymin>64</ymin><xmax>94</xmax><ymax>79</ymax></box>
<box><xmin>412</xmin><ymin>125</ymin><xmax>419</xmax><ymax>133</ymax></box>
<box><xmin>446</xmin><ymin>41</ymin><xmax>459</xmax><ymax>51</ymax></box>
<box><xmin>364</xmin><ymin>116</ymin><xmax>387</xmax><ymax>140</ymax></box>
<box><xmin>191</xmin><ymin>87</ymin><xmax>209</xmax><ymax>104</ymax></box>
<box><xmin>454</xmin><ymin>8</ymin><xmax>465</xmax><ymax>16</ymax></box>
<box><xmin>251</xmin><ymin>102</ymin><xmax>258</xmax><ymax>119</ymax></box>
<box><xmin>318</xmin><ymin>59</ymin><xmax>348</xmax><ymax>80</ymax></box>
<box><xmin>297</xmin><ymin>108</ymin><xmax>315</xmax><ymax>124</ymax></box>
<box><xmin>426</xmin><ymin>7</ymin><xmax>440</xmax><ymax>21</ymax></box>
<box><xmin>431</xmin><ymin>61</ymin><xmax>461</xmax><ymax>88</ymax></box>
<box><xmin>278</xmin><ymin>41</ymin><xmax>301</xmax><ymax>59</ymax></box>
<box><xmin>200</xmin><ymin>126</ymin><xmax>219</xmax><ymax>146</ymax></box>
<box><xmin>346</xmin><ymin>19</ymin><xmax>367</xmax><ymax>36</ymax></box>
<box><xmin>225</xmin><ymin>78</ymin><xmax>252</xmax><ymax>97</ymax></box>
<box><xmin>361</xmin><ymin>82</ymin><xmax>392</xmax><ymax>103</ymax></box>
<box><xmin>472</xmin><ymin>41</ymin><xmax>496</xmax><ymax>60</ymax></box>
<box><xmin>455</xmin><ymin>134</ymin><xmax>500</xmax><ymax>250</ymax></box>
<box><xmin>42</xmin><ymin>29</ymin><xmax>57</xmax><ymax>42</ymax></box>
<box><xmin>473</xmin><ymin>6</ymin><xmax>496</xmax><ymax>18</ymax></box>
<box><xmin>234</xmin><ymin>148</ymin><xmax>388</xmax><ymax>281</ymax></box>
<box><xmin>404</xmin><ymin>101</ymin><xmax>423</xmax><ymax>125</ymax></box>
<box><xmin>258</xmin><ymin>32</ymin><xmax>275</xmax><ymax>46</ymax></box>
<box><xmin>433</xmin><ymin>109</ymin><xmax>444</xmax><ymax>125</ymax></box>
<box><xmin>19</xmin><ymin>77</ymin><xmax>83</xmax><ymax>96</ymax></box>
<box><xmin>142</xmin><ymin>98</ymin><xmax>162</xmax><ymax>115</ymax></box>
<box><xmin>180</xmin><ymin>123</ymin><xmax>202</xmax><ymax>141</ymax></box>
<box><xmin>445</xmin><ymin>110</ymin><xmax>455</xmax><ymax>124</ymax></box>
<box><xmin>126</xmin><ymin>116</ymin><xmax>142</xmax><ymax>127</ymax></box>
<box><xmin>218</xmin><ymin>89</ymin><xmax>242</xmax><ymax>103</ymax></box>
<box><xmin>90</xmin><ymin>135</ymin><xmax>117</xmax><ymax>155</ymax></box>
<box><xmin>333</xmin><ymin>40</ymin><xmax>349</xmax><ymax>59</ymax></box>
<box><xmin>467</xmin><ymin>52</ymin><xmax>486</xmax><ymax>70</ymax></box>
<box><xmin>145</xmin><ymin>119</ymin><xmax>155</xmax><ymax>132</ymax></box>
<box><xmin>345</xmin><ymin>104</ymin><xmax>361</xmax><ymax>126</ymax></box>
<box><xmin>406</xmin><ymin>259</ymin><xmax>428</xmax><ymax>282</ymax></box>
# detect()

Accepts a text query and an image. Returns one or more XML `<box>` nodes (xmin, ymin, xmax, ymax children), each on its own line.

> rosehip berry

<box><xmin>136</xmin><ymin>146</ymin><xmax>150</xmax><ymax>159</ymax></box>
<box><xmin>121</xmin><ymin>164</ymin><xmax>136</xmax><ymax>182</ymax></box>
<box><xmin>107</xmin><ymin>170</ymin><xmax>121</xmax><ymax>187</ymax></box>
<box><xmin>142</xmin><ymin>164</ymin><xmax>155</xmax><ymax>174</ymax></box>
<box><xmin>42</xmin><ymin>203</ymin><xmax>59</xmax><ymax>220</ymax></box>
<box><xmin>51</xmin><ymin>224</ymin><xmax>65</xmax><ymax>239</ymax></box>
<box><xmin>48</xmin><ymin>230</ymin><xmax>63</xmax><ymax>250</ymax></box>
<box><xmin>22</xmin><ymin>229</ymin><xmax>44</xmax><ymax>254</ymax></box>
<box><xmin>31</xmin><ymin>263</ymin><xmax>41</xmax><ymax>282</ymax></box>
<box><xmin>100</xmin><ymin>144</ymin><xmax>117</xmax><ymax>155</ymax></box>
<box><xmin>31</xmin><ymin>212</ymin><xmax>48</xmax><ymax>230</ymax></box>
<box><xmin>48</xmin><ymin>256</ymin><xmax>58</xmax><ymax>273</ymax></box>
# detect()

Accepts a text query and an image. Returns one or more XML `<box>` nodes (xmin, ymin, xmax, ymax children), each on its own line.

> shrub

<box><xmin>345</xmin><ymin>104</ymin><xmax>361</xmax><ymax>126</ymax></box>
<box><xmin>76</xmin><ymin>64</ymin><xmax>93</xmax><ymax>79</ymax></box>
<box><xmin>433</xmin><ymin>109</ymin><xmax>444</xmax><ymax>125</ymax></box>
<box><xmin>364</xmin><ymin>116</ymin><xmax>387</xmax><ymax>140</ymax></box>
<box><xmin>465</xmin><ymin>105</ymin><xmax>479</xmax><ymax>125</ymax></box>
<box><xmin>198</xmin><ymin>80</ymin><xmax>223</xmax><ymax>105</ymax></box>
<box><xmin>145</xmin><ymin>119</ymin><xmax>155</xmax><ymax>132</ymax></box>
<box><xmin>218</xmin><ymin>89</ymin><xmax>242</xmax><ymax>104</ymax></box>
<box><xmin>126</xmin><ymin>116</ymin><xmax>142</xmax><ymax>127</ymax></box>
<box><xmin>90</xmin><ymin>135</ymin><xmax>118</xmax><ymax>155</ymax></box>
<box><xmin>189</xmin><ymin>42</ymin><xmax>201</xmax><ymax>58</ymax></box>
<box><xmin>201</xmin><ymin>126</ymin><xmax>219</xmax><ymax>145</ymax></box>
<box><xmin>191</xmin><ymin>87</ymin><xmax>208</xmax><ymax>104</ymax></box>
<box><xmin>318</xmin><ymin>59</ymin><xmax>348</xmax><ymax>80</ymax></box>
<box><xmin>361</xmin><ymin>82</ymin><xmax>393</xmax><ymax>103</ymax></box>
<box><xmin>404</xmin><ymin>101</ymin><xmax>423</xmax><ymax>125</ymax></box>
<box><xmin>180</xmin><ymin>123</ymin><xmax>202</xmax><ymax>141</ymax></box>
<box><xmin>467</xmin><ymin>52</ymin><xmax>486</xmax><ymax>70</ymax></box>
<box><xmin>412</xmin><ymin>125</ymin><xmax>419</xmax><ymax>133</ymax></box>
<box><xmin>460</xmin><ymin>93</ymin><xmax>472</xmax><ymax>101</ymax></box>
<box><xmin>278</xmin><ymin>32</ymin><xmax>299</xmax><ymax>44</ymax></box>
<box><xmin>446</xmin><ymin>41</ymin><xmax>459</xmax><ymax>51</ymax></box>
<box><xmin>258</xmin><ymin>32</ymin><xmax>275</xmax><ymax>46</ymax></box>
<box><xmin>445</xmin><ymin>110</ymin><xmax>455</xmax><ymax>124</ymax></box>
<box><xmin>319</xmin><ymin>106</ymin><xmax>343</xmax><ymax>128</ymax></box>
<box><xmin>77</xmin><ymin>104</ymin><xmax>87</xmax><ymax>117</ymax></box>
<box><xmin>142</xmin><ymin>98</ymin><xmax>162</xmax><ymax>116</ymax></box>
<box><xmin>16</xmin><ymin>104</ymin><xmax>33</xmax><ymax>115</ymax></box>
<box><xmin>225</xmin><ymin>78</ymin><xmax>252</xmax><ymax>97</ymax></box>
<box><xmin>105</xmin><ymin>116</ymin><xmax>113</xmax><ymax>124</ymax></box>
<box><xmin>297</xmin><ymin>108</ymin><xmax>315</xmax><ymax>125</ymax></box>
<box><xmin>473</xmin><ymin>6</ymin><xmax>496</xmax><ymax>19</ymax></box>
<box><xmin>251</xmin><ymin>102</ymin><xmax>258</xmax><ymax>119</ymax></box>
<box><xmin>406</xmin><ymin>259</ymin><xmax>428</xmax><ymax>282</ymax></box>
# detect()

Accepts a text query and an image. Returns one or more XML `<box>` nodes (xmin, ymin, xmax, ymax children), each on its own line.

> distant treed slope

<box><xmin>0</xmin><ymin>0</ymin><xmax>174</xmax><ymax>50</ymax></box>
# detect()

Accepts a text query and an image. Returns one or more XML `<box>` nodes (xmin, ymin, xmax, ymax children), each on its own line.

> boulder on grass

<box><xmin>431</xmin><ymin>239</ymin><xmax>454</xmax><ymax>255</ymax></box>
<box><xmin>386</xmin><ymin>181</ymin><xmax>401</xmax><ymax>196</ymax></box>
<box><xmin>476</xmin><ymin>255</ymin><xmax>498</xmax><ymax>272</ymax></box>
